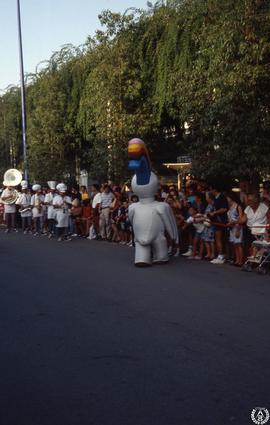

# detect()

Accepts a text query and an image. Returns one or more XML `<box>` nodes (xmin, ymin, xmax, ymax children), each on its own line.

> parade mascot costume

<box><xmin>128</xmin><ymin>138</ymin><xmax>178</xmax><ymax>267</ymax></box>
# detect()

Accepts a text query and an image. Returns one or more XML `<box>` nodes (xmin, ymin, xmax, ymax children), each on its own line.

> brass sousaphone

<box><xmin>2</xmin><ymin>168</ymin><xmax>23</xmax><ymax>204</ymax></box>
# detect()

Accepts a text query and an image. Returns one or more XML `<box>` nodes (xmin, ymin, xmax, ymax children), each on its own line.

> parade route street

<box><xmin>0</xmin><ymin>232</ymin><xmax>269</xmax><ymax>425</ymax></box>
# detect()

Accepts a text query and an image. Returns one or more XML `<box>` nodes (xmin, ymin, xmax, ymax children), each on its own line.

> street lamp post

<box><xmin>117</xmin><ymin>7</ymin><xmax>140</xmax><ymax>178</ymax></box>
<box><xmin>17</xmin><ymin>0</ymin><xmax>28</xmax><ymax>180</ymax></box>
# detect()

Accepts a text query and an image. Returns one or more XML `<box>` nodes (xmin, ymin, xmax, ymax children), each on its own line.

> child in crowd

<box><xmin>116</xmin><ymin>199</ymin><xmax>130</xmax><ymax>245</ymax></box>
<box><xmin>195</xmin><ymin>192</ymin><xmax>206</xmax><ymax>214</ymax></box>
<box><xmin>80</xmin><ymin>186</ymin><xmax>90</xmax><ymax>201</ymax></box>
<box><xmin>185</xmin><ymin>206</ymin><xmax>205</xmax><ymax>259</ymax></box>
<box><xmin>185</xmin><ymin>183</ymin><xmax>197</xmax><ymax>207</ymax></box>
<box><xmin>78</xmin><ymin>199</ymin><xmax>92</xmax><ymax>237</ymax></box>
<box><xmin>70</xmin><ymin>198</ymin><xmax>82</xmax><ymax>236</ymax></box>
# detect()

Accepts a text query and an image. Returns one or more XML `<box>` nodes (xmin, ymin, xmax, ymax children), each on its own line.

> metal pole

<box><xmin>17</xmin><ymin>0</ymin><xmax>28</xmax><ymax>180</ymax></box>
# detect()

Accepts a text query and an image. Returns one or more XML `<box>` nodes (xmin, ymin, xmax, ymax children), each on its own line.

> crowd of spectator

<box><xmin>1</xmin><ymin>179</ymin><xmax>270</xmax><ymax>268</ymax></box>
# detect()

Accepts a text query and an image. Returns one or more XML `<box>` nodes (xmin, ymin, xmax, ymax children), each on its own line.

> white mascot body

<box><xmin>128</xmin><ymin>138</ymin><xmax>178</xmax><ymax>267</ymax></box>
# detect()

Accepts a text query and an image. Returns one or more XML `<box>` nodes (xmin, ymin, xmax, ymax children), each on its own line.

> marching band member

<box><xmin>44</xmin><ymin>181</ymin><xmax>57</xmax><ymax>238</ymax></box>
<box><xmin>31</xmin><ymin>184</ymin><xmax>44</xmax><ymax>236</ymax></box>
<box><xmin>53</xmin><ymin>183</ymin><xmax>72</xmax><ymax>241</ymax></box>
<box><xmin>16</xmin><ymin>180</ymin><xmax>32</xmax><ymax>233</ymax></box>
<box><xmin>1</xmin><ymin>185</ymin><xmax>18</xmax><ymax>233</ymax></box>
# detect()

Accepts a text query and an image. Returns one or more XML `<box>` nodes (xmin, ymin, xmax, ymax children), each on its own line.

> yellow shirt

<box><xmin>81</xmin><ymin>192</ymin><xmax>90</xmax><ymax>201</ymax></box>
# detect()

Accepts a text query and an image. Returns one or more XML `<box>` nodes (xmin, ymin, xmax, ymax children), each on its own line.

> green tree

<box><xmin>171</xmin><ymin>0</ymin><xmax>270</xmax><ymax>184</ymax></box>
<box><xmin>27</xmin><ymin>45</ymin><xmax>87</xmax><ymax>182</ymax></box>
<box><xmin>1</xmin><ymin>0</ymin><xmax>269</xmax><ymax>186</ymax></box>
<box><xmin>0</xmin><ymin>87</ymin><xmax>22</xmax><ymax>177</ymax></box>
<box><xmin>78</xmin><ymin>10</ymin><xmax>156</xmax><ymax>181</ymax></box>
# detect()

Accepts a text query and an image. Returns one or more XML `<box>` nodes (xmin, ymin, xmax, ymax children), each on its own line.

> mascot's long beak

<box><xmin>128</xmin><ymin>138</ymin><xmax>151</xmax><ymax>185</ymax></box>
<box><xmin>128</xmin><ymin>157</ymin><xmax>150</xmax><ymax>185</ymax></box>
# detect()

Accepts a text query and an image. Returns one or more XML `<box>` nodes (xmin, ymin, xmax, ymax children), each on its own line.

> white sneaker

<box><xmin>182</xmin><ymin>248</ymin><xmax>192</xmax><ymax>257</ymax></box>
<box><xmin>173</xmin><ymin>249</ymin><xmax>180</xmax><ymax>257</ymax></box>
<box><xmin>194</xmin><ymin>256</ymin><xmax>202</xmax><ymax>260</ymax></box>
<box><xmin>211</xmin><ymin>256</ymin><xmax>225</xmax><ymax>264</ymax></box>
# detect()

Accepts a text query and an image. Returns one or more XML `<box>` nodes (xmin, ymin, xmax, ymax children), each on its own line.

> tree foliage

<box><xmin>0</xmin><ymin>0</ymin><xmax>269</xmax><ymax>184</ymax></box>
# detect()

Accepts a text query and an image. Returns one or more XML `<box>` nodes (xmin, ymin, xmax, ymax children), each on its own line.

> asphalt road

<box><xmin>0</xmin><ymin>231</ymin><xmax>269</xmax><ymax>425</ymax></box>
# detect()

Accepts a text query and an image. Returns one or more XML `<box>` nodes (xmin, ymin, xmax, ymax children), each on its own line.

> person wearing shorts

<box><xmin>227</xmin><ymin>192</ymin><xmax>244</xmax><ymax>266</ymax></box>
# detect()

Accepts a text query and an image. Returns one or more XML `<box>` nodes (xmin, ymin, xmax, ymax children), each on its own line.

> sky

<box><xmin>0</xmin><ymin>0</ymin><xmax>148</xmax><ymax>91</ymax></box>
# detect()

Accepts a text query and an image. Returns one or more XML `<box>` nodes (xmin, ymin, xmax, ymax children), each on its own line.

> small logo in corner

<box><xmin>251</xmin><ymin>408</ymin><xmax>270</xmax><ymax>425</ymax></box>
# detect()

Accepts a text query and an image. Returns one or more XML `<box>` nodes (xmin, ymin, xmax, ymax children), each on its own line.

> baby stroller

<box><xmin>242</xmin><ymin>238</ymin><xmax>270</xmax><ymax>275</ymax></box>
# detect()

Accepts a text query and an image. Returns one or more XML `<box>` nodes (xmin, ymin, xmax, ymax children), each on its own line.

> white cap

<box><xmin>47</xmin><ymin>181</ymin><xmax>56</xmax><ymax>190</ymax></box>
<box><xmin>21</xmin><ymin>180</ymin><xmax>28</xmax><ymax>189</ymax></box>
<box><xmin>56</xmin><ymin>183</ymin><xmax>67</xmax><ymax>193</ymax></box>
<box><xmin>32</xmin><ymin>184</ymin><xmax>41</xmax><ymax>192</ymax></box>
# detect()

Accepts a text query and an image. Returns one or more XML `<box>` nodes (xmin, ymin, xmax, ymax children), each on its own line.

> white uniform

<box><xmin>16</xmin><ymin>193</ymin><xmax>32</xmax><ymax>218</ymax></box>
<box><xmin>31</xmin><ymin>194</ymin><xmax>45</xmax><ymax>218</ymax></box>
<box><xmin>44</xmin><ymin>192</ymin><xmax>56</xmax><ymax>220</ymax></box>
<box><xmin>53</xmin><ymin>194</ymin><xmax>71</xmax><ymax>228</ymax></box>
<box><xmin>1</xmin><ymin>188</ymin><xmax>16</xmax><ymax>213</ymax></box>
